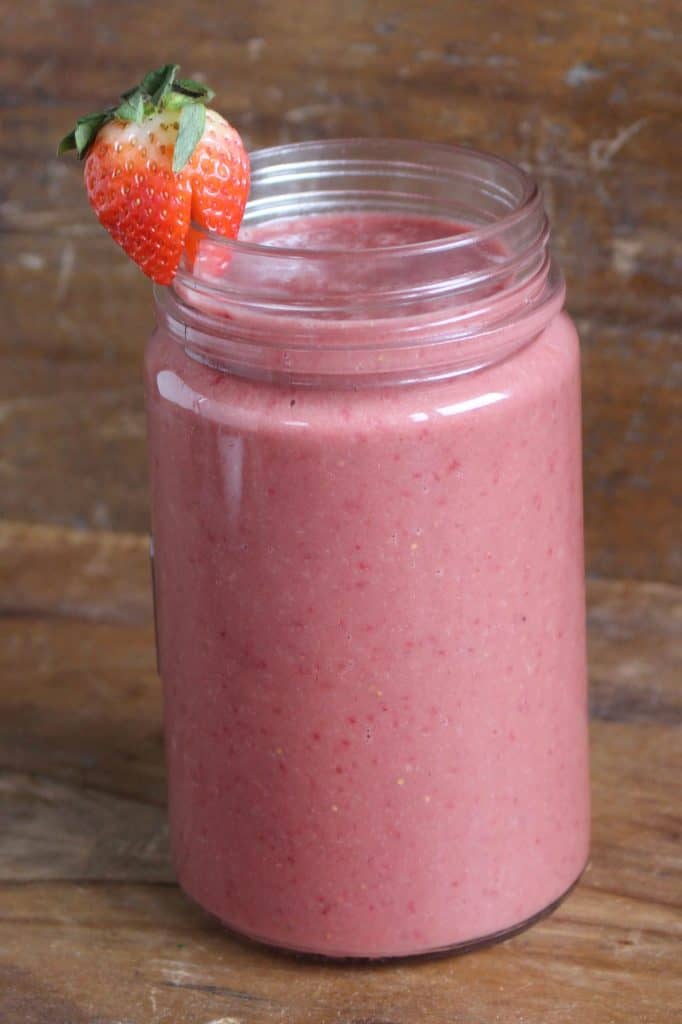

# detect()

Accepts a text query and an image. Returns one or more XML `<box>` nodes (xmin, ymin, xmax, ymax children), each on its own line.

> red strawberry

<box><xmin>189</xmin><ymin>109</ymin><xmax>250</xmax><ymax>237</ymax></box>
<box><xmin>59</xmin><ymin>64</ymin><xmax>249</xmax><ymax>285</ymax></box>
<box><xmin>81</xmin><ymin>114</ymin><xmax>193</xmax><ymax>285</ymax></box>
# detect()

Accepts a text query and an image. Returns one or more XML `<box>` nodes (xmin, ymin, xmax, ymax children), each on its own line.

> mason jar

<box><xmin>145</xmin><ymin>139</ymin><xmax>590</xmax><ymax>959</ymax></box>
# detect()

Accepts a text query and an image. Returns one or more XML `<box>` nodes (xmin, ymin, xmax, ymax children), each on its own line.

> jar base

<box><xmin>181</xmin><ymin>863</ymin><xmax>587</xmax><ymax>963</ymax></box>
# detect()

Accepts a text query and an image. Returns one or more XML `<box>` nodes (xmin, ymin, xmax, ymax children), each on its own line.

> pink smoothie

<box><xmin>146</xmin><ymin>212</ymin><xmax>589</xmax><ymax>958</ymax></box>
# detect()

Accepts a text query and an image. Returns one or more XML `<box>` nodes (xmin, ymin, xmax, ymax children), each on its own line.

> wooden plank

<box><xmin>0</xmin><ymin>773</ymin><xmax>170</xmax><ymax>883</ymax></box>
<box><xmin>0</xmin><ymin>875</ymin><xmax>679</xmax><ymax>1023</ymax></box>
<box><xmin>2</xmin><ymin>1</ymin><xmax>679</xmax><ymax>161</ymax></box>
<box><xmin>0</xmin><ymin>616</ymin><xmax>163</xmax><ymax>806</ymax></box>
<box><xmin>581</xmin><ymin>323</ymin><xmax>681</xmax><ymax>584</ymax></box>
<box><xmin>0</xmin><ymin>526</ymin><xmax>161</xmax><ymax>802</ymax></box>
<box><xmin>587</xmin><ymin>578</ymin><xmax>682</xmax><ymax>724</ymax></box>
<box><xmin>0</xmin><ymin>521</ymin><xmax>152</xmax><ymax>623</ymax></box>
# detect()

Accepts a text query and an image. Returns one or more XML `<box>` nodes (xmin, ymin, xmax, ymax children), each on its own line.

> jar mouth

<box><xmin>186</xmin><ymin>138</ymin><xmax>541</xmax><ymax>260</ymax></box>
<box><xmin>157</xmin><ymin>138</ymin><xmax>563</xmax><ymax>385</ymax></box>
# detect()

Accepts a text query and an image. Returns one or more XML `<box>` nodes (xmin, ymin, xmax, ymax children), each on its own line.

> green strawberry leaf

<box><xmin>172</xmin><ymin>101</ymin><xmax>206</xmax><ymax>172</ymax></box>
<box><xmin>141</xmin><ymin>63</ymin><xmax>179</xmax><ymax>106</ymax></box>
<box><xmin>74</xmin><ymin>115</ymin><xmax>108</xmax><ymax>156</ymax></box>
<box><xmin>57</xmin><ymin>130</ymin><xmax>77</xmax><ymax>156</ymax></box>
<box><xmin>58</xmin><ymin>110</ymin><xmax>114</xmax><ymax>158</ymax></box>
<box><xmin>115</xmin><ymin>89</ymin><xmax>145</xmax><ymax>123</ymax></box>
<box><xmin>174</xmin><ymin>78</ymin><xmax>215</xmax><ymax>102</ymax></box>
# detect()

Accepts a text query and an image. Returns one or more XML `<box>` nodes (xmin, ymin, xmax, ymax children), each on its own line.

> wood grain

<box><xmin>0</xmin><ymin>879</ymin><xmax>680</xmax><ymax>1024</ymax></box>
<box><xmin>0</xmin><ymin>522</ymin><xmax>680</xmax><ymax>1022</ymax></box>
<box><xmin>1</xmin><ymin>0</ymin><xmax>680</xmax><ymax>580</ymax></box>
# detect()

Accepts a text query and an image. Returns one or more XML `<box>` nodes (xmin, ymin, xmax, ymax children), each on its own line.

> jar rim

<box><xmin>186</xmin><ymin>138</ymin><xmax>541</xmax><ymax>261</ymax></box>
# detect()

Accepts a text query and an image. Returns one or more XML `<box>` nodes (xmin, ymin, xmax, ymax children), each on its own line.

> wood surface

<box><xmin>1</xmin><ymin>521</ymin><xmax>681</xmax><ymax>1023</ymax></box>
<box><xmin>1</xmin><ymin>0</ymin><xmax>680</xmax><ymax>581</ymax></box>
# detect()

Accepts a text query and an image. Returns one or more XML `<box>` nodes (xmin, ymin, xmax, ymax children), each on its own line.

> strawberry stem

<box><xmin>58</xmin><ymin>63</ymin><xmax>215</xmax><ymax>163</ymax></box>
<box><xmin>141</xmin><ymin>63</ymin><xmax>179</xmax><ymax>106</ymax></box>
<box><xmin>115</xmin><ymin>90</ymin><xmax>145</xmax><ymax>123</ymax></box>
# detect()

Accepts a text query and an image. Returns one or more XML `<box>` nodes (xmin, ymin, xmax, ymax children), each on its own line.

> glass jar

<box><xmin>145</xmin><ymin>139</ymin><xmax>589</xmax><ymax>959</ymax></box>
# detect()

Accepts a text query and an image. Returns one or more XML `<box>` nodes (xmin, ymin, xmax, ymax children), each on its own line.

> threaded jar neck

<box><xmin>156</xmin><ymin>139</ymin><xmax>564</xmax><ymax>386</ymax></box>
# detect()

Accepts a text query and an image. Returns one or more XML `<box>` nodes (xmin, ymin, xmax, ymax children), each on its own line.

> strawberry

<box><xmin>59</xmin><ymin>64</ymin><xmax>250</xmax><ymax>285</ymax></box>
<box><xmin>189</xmin><ymin>109</ymin><xmax>250</xmax><ymax>238</ymax></box>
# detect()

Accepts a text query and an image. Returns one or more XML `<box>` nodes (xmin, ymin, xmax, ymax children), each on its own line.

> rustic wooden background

<box><xmin>2</xmin><ymin>0</ymin><xmax>680</xmax><ymax>581</ymax></box>
<box><xmin>1</xmin><ymin>1</ymin><xmax>680</xmax><ymax>1022</ymax></box>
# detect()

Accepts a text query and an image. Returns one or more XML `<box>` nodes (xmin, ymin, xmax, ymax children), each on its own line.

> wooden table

<box><xmin>2</xmin><ymin>0</ymin><xmax>680</xmax><ymax>1020</ymax></box>
<box><xmin>1</xmin><ymin>522</ymin><xmax>680</xmax><ymax>1022</ymax></box>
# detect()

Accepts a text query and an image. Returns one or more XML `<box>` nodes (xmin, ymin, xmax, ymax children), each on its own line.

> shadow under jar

<box><xmin>146</xmin><ymin>139</ymin><xmax>590</xmax><ymax>959</ymax></box>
